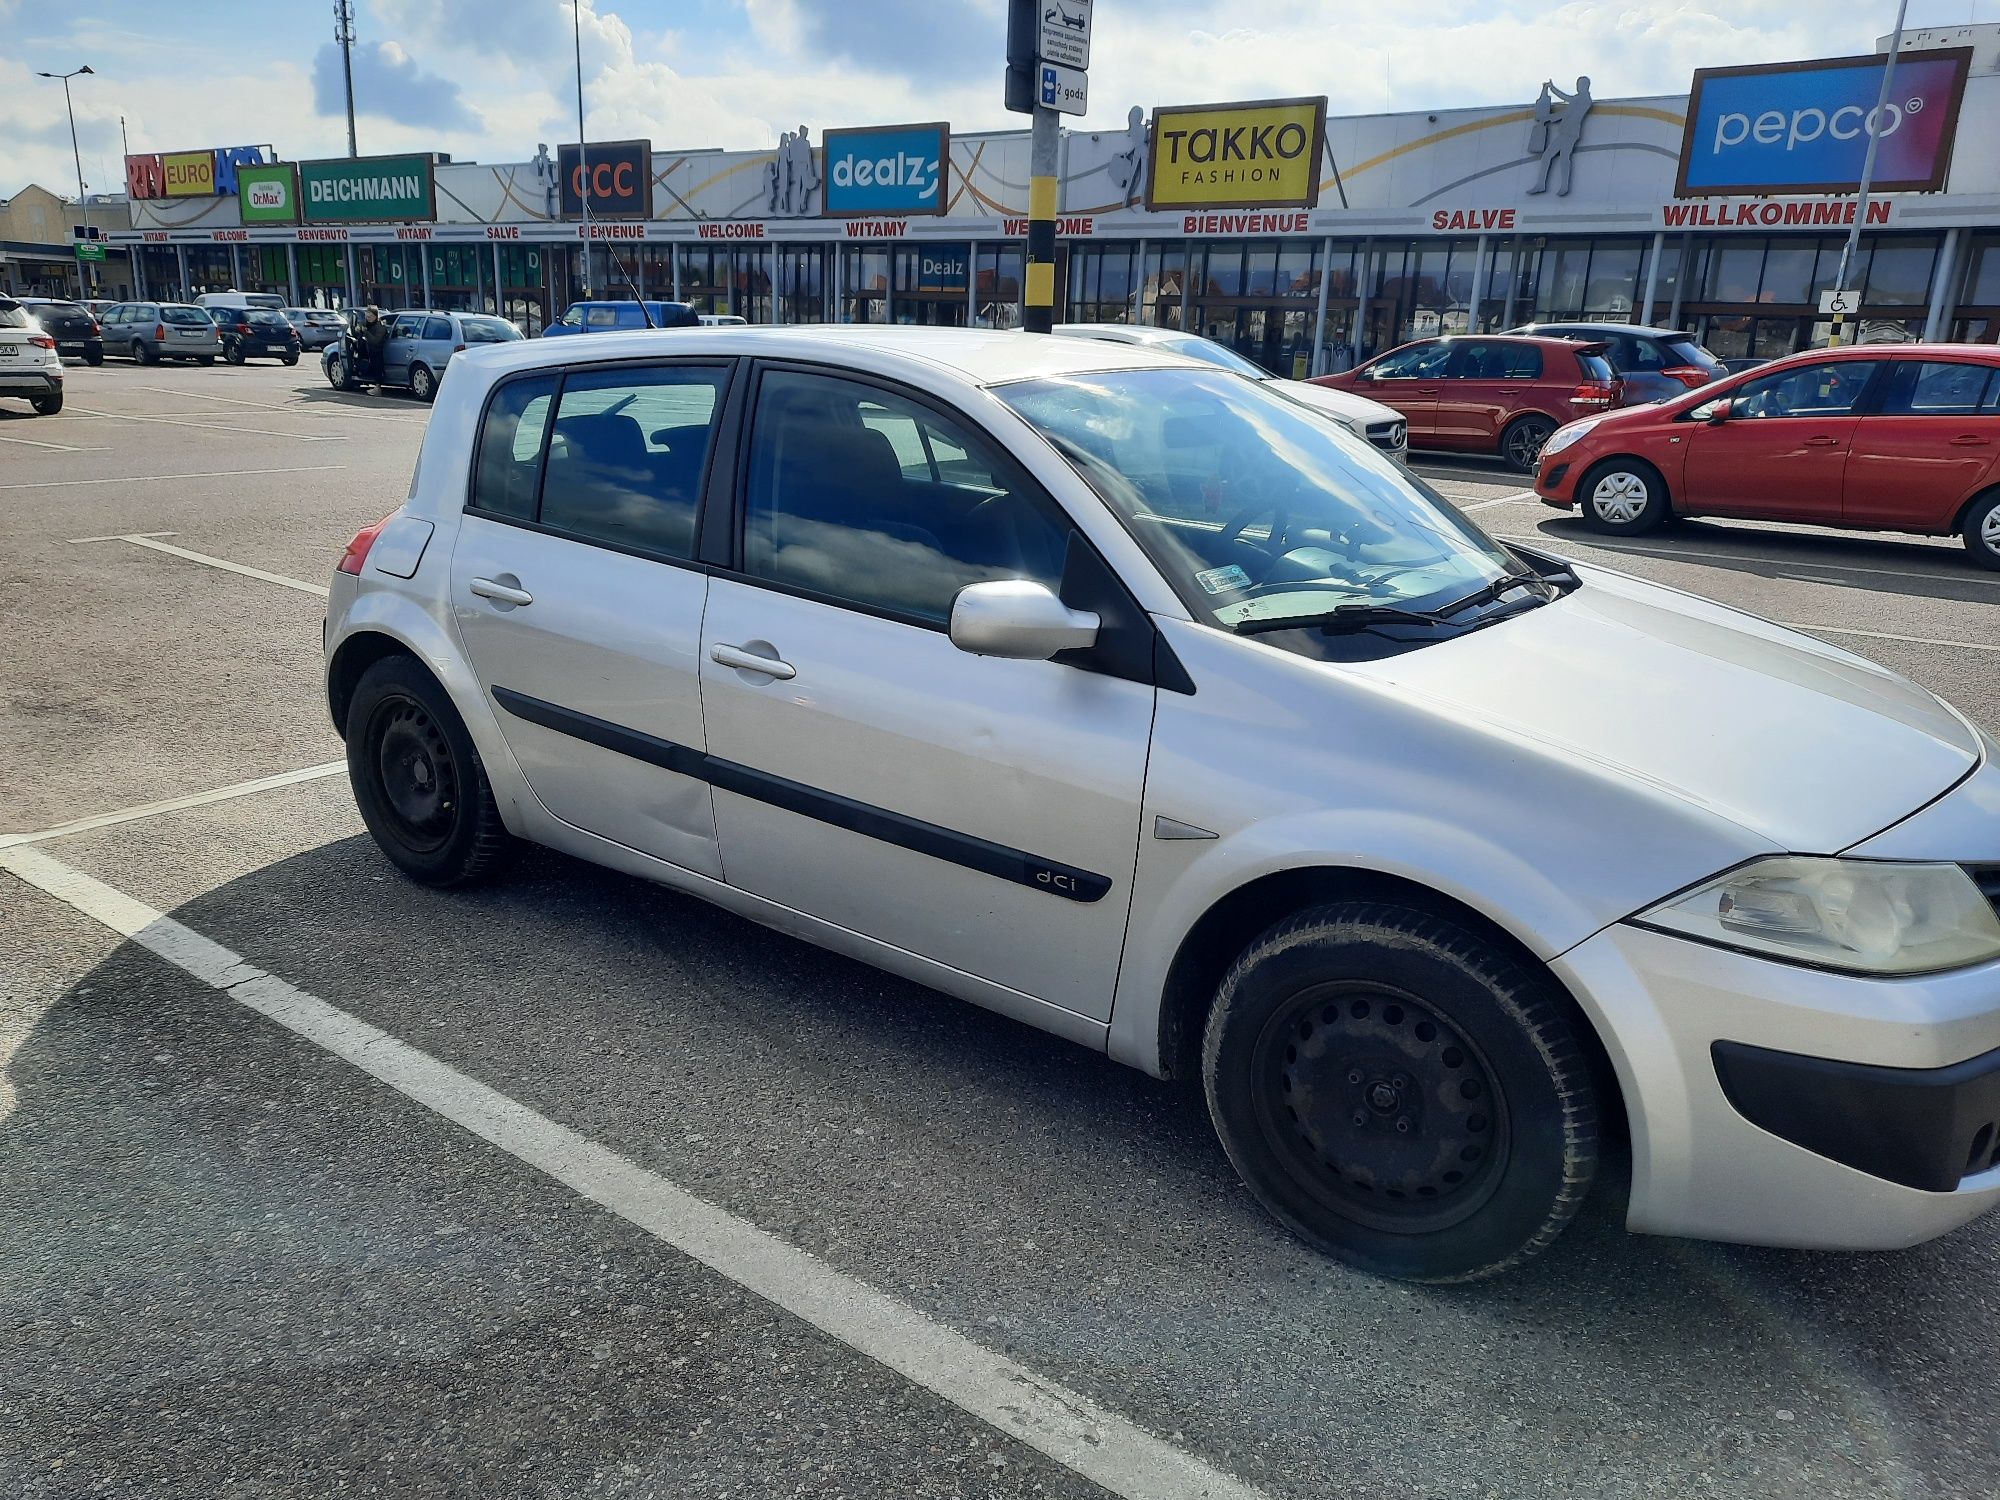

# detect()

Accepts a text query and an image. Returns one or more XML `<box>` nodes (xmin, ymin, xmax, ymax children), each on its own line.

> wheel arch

<box><xmin>1152</xmin><ymin>864</ymin><xmax>1627</xmax><ymax>1139</ymax></box>
<box><xmin>327</xmin><ymin>628</ymin><xmax>425</xmax><ymax>737</ymax></box>
<box><xmin>1950</xmin><ymin>481</ymin><xmax>2000</xmax><ymax>536</ymax></box>
<box><xmin>1579</xmin><ymin>452</ymin><xmax>1672</xmax><ymax>510</ymax></box>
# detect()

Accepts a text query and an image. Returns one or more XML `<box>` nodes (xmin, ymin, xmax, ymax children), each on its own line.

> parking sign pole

<box><xmin>1025</xmin><ymin>105</ymin><xmax>1058</xmax><ymax>333</ymax></box>
<box><xmin>1828</xmin><ymin>0</ymin><xmax>1907</xmax><ymax>346</ymax></box>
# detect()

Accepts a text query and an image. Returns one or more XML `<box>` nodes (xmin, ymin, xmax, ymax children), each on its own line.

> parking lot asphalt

<box><xmin>3</xmin><ymin>358</ymin><xmax>1999</xmax><ymax>1499</ymax></box>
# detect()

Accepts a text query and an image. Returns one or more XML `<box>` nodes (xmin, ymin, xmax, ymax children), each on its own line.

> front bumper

<box><xmin>1554</xmin><ymin>922</ymin><xmax>2000</xmax><ymax>1250</ymax></box>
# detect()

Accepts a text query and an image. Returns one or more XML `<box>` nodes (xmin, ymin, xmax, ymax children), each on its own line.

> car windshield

<box><xmin>459</xmin><ymin>316</ymin><xmax>523</xmax><ymax>343</ymax></box>
<box><xmin>162</xmin><ymin>307</ymin><xmax>211</xmax><ymax>326</ymax></box>
<box><xmin>998</xmin><ymin>367</ymin><xmax>1521</xmax><ymax>632</ymax></box>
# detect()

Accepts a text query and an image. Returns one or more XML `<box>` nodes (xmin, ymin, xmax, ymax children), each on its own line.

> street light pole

<box><xmin>36</xmin><ymin>65</ymin><xmax>95</xmax><ymax>297</ymax></box>
<box><xmin>1828</xmin><ymin>0</ymin><xmax>1909</xmax><ymax>348</ymax></box>
<box><xmin>573</xmin><ymin>0</ymin><xmax>592</xmax><ymax>300</ymax></box>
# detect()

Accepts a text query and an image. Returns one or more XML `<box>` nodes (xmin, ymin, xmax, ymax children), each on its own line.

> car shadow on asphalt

<box><xmin>8</xmin><ymin>833</ymin><xmax>2000</xmax><ymax>1494</ymax></box>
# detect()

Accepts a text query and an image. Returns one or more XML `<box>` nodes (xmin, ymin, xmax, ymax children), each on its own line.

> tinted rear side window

<box><xmin>460</xmin><ymin>316</ymin><xmax>521</xmax><ymax>343</ymax></box>
<box><xmin>0</xmin><ymin>302</ymin><xmax>26</xmax><ymax>329</ymax></box>
<box><xmin>1575</xmin><ymin>351</ymin><xmax>1616</xmax><ymax>384</ymax></box>
<box><xmin>424</xmin><ymin>317</ymin><xmax>453</xmax><ymax>341</ymax></box>
<box><xmin>471</xmin><ymin>375</ymin><xmax>558</xmax><ymax>521</ymax></box>
<box><xmin>1663</xmin><ymin>336</ymin><xmax>1722</xmax><ymax>372</ymax></box>
<box><xmin>539</xmin><ymin>365</ymin><xmax>728</xmax><ymax>558</ymax></box>
<box><xmin>1880</xmin><ymin>360</ymin><xmax>1996</xmax><ymax>416</ymax></box>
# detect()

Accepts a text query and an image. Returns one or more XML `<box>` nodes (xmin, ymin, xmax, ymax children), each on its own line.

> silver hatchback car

<box><xmin>323</xmin><ymin>308</ymin><xmax>523</xmax><ymax>401</ymax></box>
<box><xmin>99</xmin><ymin>301</ymin><xmax>221</xmax><ymax>364</ymax></box>
<box><xmin>327</xmin><ymin>326</ymin><xmax>2000</xmax><ymax>1281</ymax></box>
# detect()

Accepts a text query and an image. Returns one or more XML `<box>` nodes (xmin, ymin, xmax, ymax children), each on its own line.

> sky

<box><xmin>2</xmin><ymin>0</ymin><xmax>1995</xmax><ymax>201</ymax></box>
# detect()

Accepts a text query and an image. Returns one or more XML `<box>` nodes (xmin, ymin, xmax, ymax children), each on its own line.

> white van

<box><xmin>195</xmin><ymin>290</ymin><xmax>287</xmax><ymax>313</ymax></box>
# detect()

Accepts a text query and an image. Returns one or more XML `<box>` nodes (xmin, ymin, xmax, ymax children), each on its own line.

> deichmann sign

<box><xmin>299</xmin><ymin>154</ymin><xmax>437</xmax><ymax>223</ymax></box>
<box><xmin>822</xmin><ymin>123</ymin><xmax>950</xmax><ymax>217</ymax></box>
<box><xmin>1145</xmin><ymin>97</ymin><xmax>1326</xmax><ymax>211</ymax></box>
<box><xmin>1676</xmin><ymin>48</ymin><xmax>1972</xmax><ymax>197</ymax></box>
<box><xmin>557</xmin><ymin>139</ymin><xmax>652</xmax><ymax>218</ymax></box>
<box><xmin>163</xmin><ymin>150</ymin><xmax>217</xmax><ymax>198</ymax></box>
<box><xmin>237</xmin><ymin>163</ymin><xmax>299</xmax><ymax>225</ymax></box>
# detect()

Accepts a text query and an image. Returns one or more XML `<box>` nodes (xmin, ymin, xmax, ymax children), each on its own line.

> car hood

<box><xmin>1272</xmin><ymin>379</ymin><xmax>1402</xmax><ymax>428</ymax></box>
<box><xmin>1350</xmin><ymin>564</ymin><xmax>1979</xmax><ymax>853</ymax></box>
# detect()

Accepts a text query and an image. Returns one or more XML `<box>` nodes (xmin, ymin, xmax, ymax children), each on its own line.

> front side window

<box><xmin>1722</xmin><ymin>360</ymin><xmax>1883</xmax><ymax>419</ymax></box>
<box><xmin>558</xmin><ymin>305</ymin><xmax>584</xmax><ymax>328</ymax></box>
<box><xmin>998</xmin><ymin>368</ymin><xmax>1519</xmax><ymax>633</ymax></box>
<box><xmin>1365</xmin><ymin>341</ymin><xmax>1453</xmax><ymax>380</ymax></box>
<box><xmin>1878</xmin><ymin>360</ymin><xmax>1995</xmax><ymax>416</ymax></box>
<box><xmin>469</xmin><ymin>375</ymin><xmax>556</xmax><ymax>521</ymax></box>
<box><xmin>539</xmin><ymin>365</ymin><xmax>728</xmax><ymax>557</ymax></box>
<box><xmin>742</xmin><ymin>370</ymin><xmax>1068</xmax><ymax>623</ymax></box>
<box><xmin>391</xmin><ymin>313</ymin><xmax>424</xmax><ymax>337</ymax></box>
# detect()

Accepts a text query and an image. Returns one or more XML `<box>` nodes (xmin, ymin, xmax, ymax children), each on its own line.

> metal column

<box><xmin>1310</xmin><ymin>235</ymin><xmax>1334</xmax><ymax>375</ymax></box>
<box><xmin>1638</xmin><ymin>231</ymin><xmax>1664</xmax><ymax>326</ymax></box>
<box><xmin>344</xmin><ymin>243</ymin><xmax>357</xmax><ymax>308</ymax></box>
<box><xmin>1024</xmin><ymin>105</ymin><xmax>1059</xmax><ymax>333</ymax></box>
<box><xmin>286</xmin><ymin>242</ymin><xmax>299</xmax><ymax>305</ymax></box>
<box><xmin>1923</xmin><ymin>227</ymin><xmax>1962</xmax><ymax>342</ymax></box>
<box><xmin>1132</xmin><ymin>239</ymin><xmax>1147</xmax><ymax>323</ymax></box>
<box><xmin>832</xmin><ymin>243</ymin><xmax>843</xmax><ymax>323</ymax></box>
<box><xmin>1353</xmin><ymin>238</ymin><xmax>1373</xmax><ymax>358</ymax></box>
<box><xmin>419</xmin><ymin>244</ymin><xmax>432</xmax><ymax>308</ymax></box>
<box><xmin>1465</xmin><ymin>234</ymin><xmax>1490</xmax><ymax>335</ymax></box>
<box><xmin>967</xmin><ymin>240</ymin><xmax>979</xmax><ymax>326</ymax></box>
<box><xmin>1500</xmin><ymin>237</ymin><xmax>1520</xmax><ymax>329</ymax></box>
<box><xmin>492</xmin><ymin>242</ymin><xmax>503</xmax><ymax>317</ymax></box>
<box><xmin>1179</xmin><ymin>239</ymin><xmax>1191</xmax><ymax>330</ymax></box>
<box><xmin>673</xmin><ymin>243</ymin><xmax>682</xmax><ymax>301</ymax></box>
<box><xmin>1667</xmin><ymin>233</ymin><xmax>1691</xmax><ymax>329</ymax></box>
<box><xmin>175</xmin><ymin>244</ymin><xmax>189</xmax><ymax>302</ymax></box>
<box><xmin>228</xmin><ymin>243</ymin><xmax>241</xmax><ymax>292</ymax></box>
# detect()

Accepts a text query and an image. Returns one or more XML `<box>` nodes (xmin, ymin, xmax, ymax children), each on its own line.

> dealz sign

<box><xmin>822</xmin><ymin>123</ymin><xmax>950</xmax><ymax>217</ymax></box>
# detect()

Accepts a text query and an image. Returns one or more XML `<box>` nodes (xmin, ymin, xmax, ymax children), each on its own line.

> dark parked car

<box><xmin>1312</xmin><ymin>334</ymin><xmax>1622</xmax><ymax>472</ymax></box>
<box><xmin>1509</xmin><ymin>322</ymin><xmax>1724</xmax><ymax>404</ymax></box>
<box><xmin>217</xmin><ymin>307</ymin><xmax>302</xmax><ymax>365</ymax></box>
<box><xmin>543</xmin><ymin>299</ymin><xmax>701</xmax><ymax>335</ymax></box>
<box><xmin>18</xmin><ymin>297</ymin><xmax>102</xmax><ymax>365</ymax></box>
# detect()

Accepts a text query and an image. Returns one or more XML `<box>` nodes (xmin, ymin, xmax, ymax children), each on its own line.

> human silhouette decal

<box><xmin>1527</xmin><ymin>76</ymin><xmax>1593</xmax><ymax>197</ymax></box>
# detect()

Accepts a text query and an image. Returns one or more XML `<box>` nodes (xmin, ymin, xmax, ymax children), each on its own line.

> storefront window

<box><xmin>1533</xmin><ymin>241</ymin><xmax>1591</xmax><ymax>318</ymax></box>
<box><xmin>1202</xmin><ymin>245</ymin><xmax>1243</xmax><ymax>297</ymax></box>
<box><xmin>1067</xmin><ymin>245</ymin><xmax>1137</xmax><ymax>323</ymax></box>
<box><xmin>1582</xmin><ymin>239</ymin><xmax>1642</xmax><ymax>316</ymax></box>
<box><xmin>1756</xmin><ymin>239</ymin><xmax>1821</xmax><ymax>306</ymax></box>
<box><xmin>1960</xmin><ymin>234</ymin><xmax>2000</xmax><ymax>308</ymax></box>
<box><xmin>1275</xmin><ymin>240</ymin><xmax>1318</xmax><ymax>298</ymax></box>
<box><xmin>776</xmin><ymin>246</ymin><xmax>829</xmax><ymax>324</ymax></box>
<box><xmin>677</xmin><ymin>246</ymin><xmax>728</xmax><ymax>315</ymax></box>
<box><xmin>842</xmin><ymin>246</ymin><xmax>890</xmax><ymax>323</ymax></box>
<box><xmin>1242</xmin><ymin>244</ymin><xmax>1279</xmax><ymax>297</ymax></box>
<box><xmin>1704</xmin><ymin>241</ymin><xmax>1764</xmax><ymax>304</ymax></box>
<box><xmin>976</xmin><ymin>244</ymin><xmax>1022</xmax><ymax>328</ymax></box>
<box><xmin>1138</xmin><ymin>243</ymin><xmax>1183</xmax><ymax>329</ymax></box>
<box><xmin>1863</xmin><ymin>236</ymin><xmax>1939</xmax><ymax>307</ymax></box>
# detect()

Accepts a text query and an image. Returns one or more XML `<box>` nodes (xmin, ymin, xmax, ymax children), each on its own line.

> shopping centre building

<box><xmin>107</xmin><ymin>24</ymin><xmax>2000</xmax><ymax>373</ymax></box>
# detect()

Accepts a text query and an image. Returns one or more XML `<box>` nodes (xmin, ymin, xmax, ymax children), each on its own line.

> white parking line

<box><xmin>65</xmin><ymin>406</ymin><xmax>346</xmax><ymax>442</ymax></box>
<box><xmin>0</xmin><ymin>430</ymin><xmax>107</xmax><ymax>452</ymax></box>
<box><xmin>0</xmin><ymin>762</ymin><xmax>346</xmax><ymax>850</ymax></box>
<box><xmin>1781</xmin><ymin>622</ymin><xmax>2000</xmax><ymax>654</ymax></box>
<box><xmin>0</xmin><ymin>843</ymin><xmax>1266</xmax><ymax>1500</ymax></box>
<box><xmin>5</xmin><ymin>463</ymin><xmax>346</xmax><ymax>493</ymax></box>
<box><xmin>1462</xmin><ymin>491</ymin><xmax>1535</xmax><ymax>511</ymax></box>
<box><xmin>70</xmin><ymin>533</ymin><xmax>328</xmax><ymax>596</ymax></box>
<box><xmin>1501</xmin><ymin>532</ymin><xmax>2000</xmax><ymax>589</ymax></box>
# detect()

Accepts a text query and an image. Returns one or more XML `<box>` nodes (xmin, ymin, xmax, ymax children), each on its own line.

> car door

<box><xmin>1351</xmin><ymin>340</ymin><xmax>1453</xmax><ymax>442</ymax></box>
<box><xmin>1680</xmin><ymin>358</ymin><xmax>1883</xmax><ymax>521</ymax></box>
<box><xmin>384</xmin><ymin>313</ymin><xmax>424</xmax><ymax>381</ymax></box>
<box><xmin>695</xmin><ymin>363</ymin><xmax>1155</xmax><ymax>1023</ymax></box>
<box><xmin>1434</xmin><ymin>339</ymin><xmax>1543</xmax><ymax>451</ymax></box>
<box><xmin>1842</xmin><ymin>358</ymin><xmax>2000</xmax><ymax>531</ymax></box>
<box><xmin>447</xmin><ymin>359</ymin><xmax>735</xmax><ymax>876</ymax></box>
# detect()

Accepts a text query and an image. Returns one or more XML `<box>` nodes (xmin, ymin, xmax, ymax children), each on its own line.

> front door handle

<box><xmin>1950</xmin><ymin>435</ymin><xmax>1992</xmax><ymax>447</ymax></box>
<box><xmin>711</xmin><ymin>642</ymin><xmax>796</xmax><ymax>680</ymax></box>
<box><xmin>1803</xmin><ymin>436</ymin><xmax>1840</xmax><ymax>448</ymax></box>
<box><xmin>469</xmin><ymin>576</ymin><xmax>533</xmax><ymax>607</ymax></box>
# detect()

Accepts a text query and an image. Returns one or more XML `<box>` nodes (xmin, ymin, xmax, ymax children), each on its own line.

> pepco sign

<box><xmin>558</xmin><ymin>139</ymin><xmax>652</xmax><ymax>219</ymax></box>
<box><xmin>1676</xmin><ymin>48</ymin><xmax>1971</xmax><ymax>197</ymax></box>
<box><xmin>1146</xmin><ymin>97</ymin><xmax>1326</xmax><ymax>212</ymax></box>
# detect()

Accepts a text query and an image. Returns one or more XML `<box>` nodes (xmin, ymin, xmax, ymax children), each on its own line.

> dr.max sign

<box><xmin>1676</xmin><ymin>48</ymin><xmax>1972</xmax><ymax>197</ymax></box>
<box><xmin>822</xmin><ymin>123</ymin><xmax>950</xmax><ymax>217</ymax></box>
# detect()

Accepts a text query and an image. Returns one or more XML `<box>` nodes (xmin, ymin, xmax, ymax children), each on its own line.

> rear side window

<box><xmin>584</xmin><ymin>306</ymin><xmax>622</xmax><ymax>327</ymax></box>
<box><xmin>1879</xmin><ymin>360</ymin><xmax>1995</xmax><ymax>416</ymax></box>
<box><xmin>470</xmin><ymin>375</ymin><xmax>557</xmax><ymax>521</ymax></box>
<box><xmin>460</xmin><ymin>316</ymin><xmax>521</xmax><ymax>343</ymax></box>
<box><xmin>1451</xmin><ymin>340</ymin><xmax>1542</xmax><ymax>380</ymax></box>
<box><xmin>424</xmin><ymin>317</ymin><xmax>453</xmax><ymax>341</ymax></box>
<box><xmin>539</xmin><ymin>365</ymin><xmax>728</xmax><ymax>558</ymax></box>
<box><xmin>0</xmin><ymin>302</ymin><xmax>26</xmax><ymax>329</ymax></box>
<box><xmin>1663</xmin><ymin>336</ymin><xmax>1722</xmax><ymax>373</ymax></box>
<box><xmin>1574</xmin><ymin>351</ymin><xmax>1616</xmax><ymax>385</ymax></box>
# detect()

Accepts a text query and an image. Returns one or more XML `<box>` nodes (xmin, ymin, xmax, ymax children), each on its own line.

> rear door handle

<box><xmin>711</xmin><ymin>642</ymin><xmax>796</xmax><ymax>680</ymax></box>
<box><xmin>469</xmin><ymin>577</ymin><xmax>533</xmax><ymax>607</ymax></box>
<box><xmin>1950</xmin><ymin>435</ymin><xmax>1992</xmax><ymax>447</ymax></box>
<box><xmin>1803</xmin><ymin>436</ymin><xmax>1841</xmax><ymax>447</ymax></box>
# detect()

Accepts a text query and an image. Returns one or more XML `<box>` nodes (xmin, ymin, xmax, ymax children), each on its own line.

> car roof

<box><xmin>1514</xmin><ymin>322</ymin><xmax>1691</xmax><ymax>338</ymax></box>
<box><xmin>1053</xmin><ymin>322</ymin><xmax>1185</xmax><ymax>343</ymax></box>
<box><xmin>460</xmin><ymin>324</ymin><xmax>1201</xmax><ymax>387</ymax></box>
<box><xmin>1775</xmin><ymin>342</ymin><xmax>2000</xmax><ymax>364</ymax></box>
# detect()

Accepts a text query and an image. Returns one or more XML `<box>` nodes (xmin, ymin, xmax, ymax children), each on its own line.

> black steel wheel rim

<box><xmin>368</xmin><ymin>694</ymin><xmax>459</xmax><ymax>853</ymax></box>
<box><xmin>1506</xmin><ymin>421</ymin><xmax>1551</xmax><ymax>470</ymax></box>
<box><xmin>1250</xmin><ymin>981</ymin><xmax>1510</xmax><ymax>1235</ymax></box>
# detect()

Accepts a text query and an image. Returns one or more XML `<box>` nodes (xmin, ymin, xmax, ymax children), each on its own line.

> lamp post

<box><xmin>35</xmin><ymin>64</ymin><xmax>95</xmax><ymax>297</ymax></box>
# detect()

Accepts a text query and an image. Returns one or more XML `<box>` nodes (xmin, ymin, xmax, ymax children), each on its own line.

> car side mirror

<box><xmin>949</xmin><ymin>579</ymin><xmax>1099</xmax><ymax>661</ymax></box>
<box><xmin>1704</xmin><ymin>398</ymin><xmax>1732</xmax><ymax>425</ymax></box>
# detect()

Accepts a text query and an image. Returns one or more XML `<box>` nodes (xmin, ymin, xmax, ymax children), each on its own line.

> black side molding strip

<box><xmin>490</xmin><ymin>686</ymin><xmax>1112</xmax><ymax>903</ymax></box>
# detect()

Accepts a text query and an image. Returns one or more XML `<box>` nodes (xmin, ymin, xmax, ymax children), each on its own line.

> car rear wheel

<box><xmin>409</xmin><ymin>363</ymin><xmax>437</xmax><ymax>402</ymax></box>
<box><xmin>1579</xmin><ymin>458</ymin><xmax>1670</xmax><ymax>535</ymax></box>
<box><xmin>29</xmin><ymin>392</ymin><xmax>63</xmax><ymax>416</ymax></box>
<box><xmin>1964</xmin><ymin>490</ymin><xmax>2000</xmax><ymax>571</ymax></box>
<box><xmin>132</xmin><ymin>340</ymin><xmax>154</xmax><ymax>365</ymax></box>
<box><xmin>1501</xmin><ymin>414</ymin><xmax>1557</xmax><ymax>474</ymax></box>
<box><xmin>1203</xmin><ymin>901</ymin><xmax>1598</xmax><ymax>1282</ymax></box>
<box><xmin>346</xmin><ymin>655</ymin><xmax>512</xmax><ymax>887</ymax></box>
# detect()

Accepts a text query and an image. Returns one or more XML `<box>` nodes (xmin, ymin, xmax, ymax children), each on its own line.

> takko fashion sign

<box><xmin>1145</xmin><ymin>98</ymin><xmax>1326</xmax><ymax>211</ymax></box>
<box><xmin>298</xmin><ymin>153</ymin><xmax>437</xmax><ymax>224</ymax></box>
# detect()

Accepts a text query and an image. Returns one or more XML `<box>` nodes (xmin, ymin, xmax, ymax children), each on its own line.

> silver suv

<box><xmin>326</xmin><ymin>326</ymin><xmax>2000</xmax><ymax>1281</ymax></box>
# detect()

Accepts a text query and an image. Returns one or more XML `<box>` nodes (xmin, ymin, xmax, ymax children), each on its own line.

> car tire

<box><xmin>327</xmin><ymin>355</ymin><xmax>349</xmax><ymax>390</ymax></box>
<box><xmin>1963</xmin><ymin>490</ymin><xmax>2000</xmax><ymax>571</ymax></box>
<box><xmin>409</xmin><ymin>363</ymin><xmax>436</xmax><ymax>403</ymax></box>
<box><xmin>346</xmin><ymin>655</ymin><xmax>512</xmax><ymax>888</ymax></box>
<box><xmin>83</xmin><ymin>349</ymin><xmax>102</xmax><ymax>367</ymax></box>
<box><xmin>1500</xmin><ymin>414</ymin><xmax>1558</xmax><ymax>474</ymax></box>
<box><xmin>133</xmin><ymin>340</ymin><xmax>154</xmax><ymax>365</ymax></box>
<box><xmin>1202</xmin><ymin>901</ymin><xmax>1598</xmax><ymax>1283</ymax></box>
<box><xmin>225</xmin><ymin>344</ymin><xmax>245</xmax><ymax>365</ymax></box>
<box><xmin>29</xmin><ymin>392</ymin><xmax>63</xmax><ymax>416</ymax></box>
<box><xmin>1578</xmin><ymin>457</ymin><xmax>1670</xmax><ymax>535</ymax></box>
<box><xmin>283</xmin><ymin>353</ymin><xmax>299</xmax><ymax>367</ymax></box>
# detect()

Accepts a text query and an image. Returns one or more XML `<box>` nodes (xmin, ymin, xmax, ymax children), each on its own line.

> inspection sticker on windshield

<box><xmin>1195</xmin><ymin>565</ymin><xmax>1252</xmax><ymax>595</ymax></box>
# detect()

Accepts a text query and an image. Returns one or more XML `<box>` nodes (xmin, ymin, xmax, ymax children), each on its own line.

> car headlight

<box><xmin>1540</xmin><ymin>417</ymin><xmax>1602</xmax><ymax>459</ymax></box>
<box><xmin>1634</xmin><ymin>857</ymin><xmax>2000</xmax><ymax>975</ymax></box>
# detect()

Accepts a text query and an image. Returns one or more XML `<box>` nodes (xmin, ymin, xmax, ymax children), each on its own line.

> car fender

<box><xmin>327</xmin><ymin>577</ymin><xmax>540</xmax><ymax>837</ymax></box>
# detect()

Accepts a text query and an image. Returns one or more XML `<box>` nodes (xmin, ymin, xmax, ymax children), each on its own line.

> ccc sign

<box><xmin>557</xmin><ymin>139</ymin><xmax>652</xmax><ymax>219</ymax></box>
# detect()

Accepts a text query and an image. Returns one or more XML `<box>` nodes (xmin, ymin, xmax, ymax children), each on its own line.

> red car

<box><xmin>1533</xmin><ymin>344</ymin><xmax>2000</xmax><ymax>569</ymax></box>
<box><xmin>1312</xmin><ymin>334</ymin><xmax>1622</xmax><ymax>473</ymax></box>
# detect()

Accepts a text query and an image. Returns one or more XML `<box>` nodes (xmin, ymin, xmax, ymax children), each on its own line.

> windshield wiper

<box><xmin>1435</xmin><ymin>570</ymin><xmax>1550</xmax><ymax>617</ymax></box>
<box><xmin>1233</xmin><ymin>603</ymin><xmax>1443</xmax><ymax>636</ymax></box>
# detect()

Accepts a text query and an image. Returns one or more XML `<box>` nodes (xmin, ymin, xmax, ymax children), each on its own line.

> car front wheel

<box><xmin>1203</xmin><ymin>902</ymin><xmax>1599</xmax><ymax>1282</ymax></box>
<box><xmin>1964</xmin><ymin>490</ymin><xmax>2000</xmax><ymax>571</ymax></box>
<box><xmin>346</xmin><ymin>655</ymin><xmax>512</xmax><ymax>887</ymax></box>
<box><xmin>409</xmin><ymin>363</ymin><xmax>436</xmax><ymax>402</ymax></box>
<box><xmin>1579</xmin><ymin>458</ymin><xmax>1670</xmax><ymax>535</ymax></box>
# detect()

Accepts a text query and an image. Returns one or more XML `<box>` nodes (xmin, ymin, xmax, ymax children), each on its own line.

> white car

<box><xmin>326</xmin><ymin>325</ymin><xmax>2000</xmax><ymax>1281</ymax></box>
<box><xmin>1055</xmin><ymin>322</ymin><xmax>1408</xmax><ymax>464</ymax></box>
<box><xmin>0</xmin><ymin>296</ymin><xmax>65</xmax><ymax>414</ymax></box>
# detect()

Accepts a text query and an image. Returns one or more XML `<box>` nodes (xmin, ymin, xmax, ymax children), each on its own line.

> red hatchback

<box><xmin>1312</xmin><ymin>334</ymin><xmax>1621</xmax><ymax>473</ymax></box>
<box><xmin>1533</xmin><ymin>344</ymin><xmax>2000</xmax><ymax>569</ymax></box>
